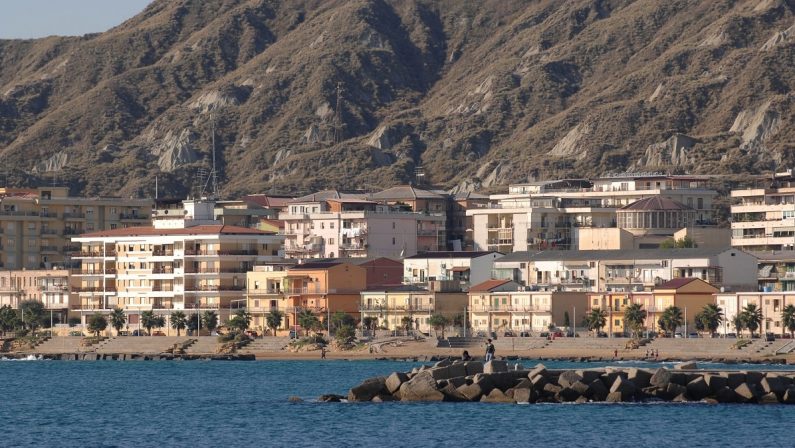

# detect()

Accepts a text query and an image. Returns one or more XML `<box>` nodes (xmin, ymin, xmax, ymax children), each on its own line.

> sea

<box><xmin>1</xmin><ymin>358</ymin><xmax>794</xmax><ymax>447</ymax></box>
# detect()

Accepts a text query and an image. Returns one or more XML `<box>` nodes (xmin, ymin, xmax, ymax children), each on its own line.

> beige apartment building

<box><xmin>280</xmin><ymin>190</ymin><xmax>445</xmax><ymax>259</ymax></box>
<box><xmin>360</xmin><ymin>283</ymin><xmax>468</xmax><ymax>334</ymax></box>
<box><xmin>467</xmin><ymin>174</ymin><xmax>718</xmax><ymax>253</ymax></box>
<box><xmin>0</xmin><ymin>269</ymin><xmax>72</xmax><ymax>322</ymax></box>
<box><xmin>715</xmin><ymin>291</ymin><xmax>795</xmax><ymax>337</ymax></box>
<box><xmin>731</xmin><ymin>170</ymin><xmax>795</xmax><ymax>251</ymax></box>
<box><xmin>0</xmin><ymin>187</ymin><xmax>152</xmax><ymax>270</ymax></box>
<box><xmin>71</xmin><ymin>199</ymin><xmax>283</xmax><ymax>327</ymax></box>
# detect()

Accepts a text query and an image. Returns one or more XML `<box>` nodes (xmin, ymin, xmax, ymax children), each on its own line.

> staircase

<box><xmin>29</xmin><ymin>336</ymin><xmax>85</xmax><ymax>353</ymax></box>
<box><xmin>239</xmin><ymin>337</ymin><xmax>290</xmax><ymax>353</ymax></box>
<box><xmin>185</xmin><ymin>336</ymin><xmax>219</xmax><ymax>355</ymax></box>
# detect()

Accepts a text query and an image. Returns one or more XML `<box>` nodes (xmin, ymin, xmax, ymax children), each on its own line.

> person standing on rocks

<box><xmin>485</xmin><ymin>339</ymin><xmax>495</xmax><ymax>361</ymax></box>
<box><xmin>462</xmin><ymin>350</ymin><xmax>472</xmax><ymax>361</ymax></box>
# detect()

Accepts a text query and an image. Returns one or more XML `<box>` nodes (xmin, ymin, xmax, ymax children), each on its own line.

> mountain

<box><xmin>1</xmin><ymin>0</ymin><xmax>794</xmax><ymax>198</ymax></box>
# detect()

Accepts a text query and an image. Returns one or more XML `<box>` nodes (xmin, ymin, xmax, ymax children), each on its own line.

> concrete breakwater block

<box><xmin>342</xmin><ymin>366</ymin><xmax>795</xmax><ymax>405</ymax></box>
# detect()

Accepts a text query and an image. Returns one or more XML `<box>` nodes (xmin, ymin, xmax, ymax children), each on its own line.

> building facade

<box><xmin>0</xmin><ymin>269</ymin><xmax>72</xmax><ymax>322</ymax></box>
<box><xmin>731</xmin><ymin>170</ymin><xmax>795</xmax><ymax>251</ymax></box>
<box><xmin>402</xmin><ymin>251</ymin><xmax>504</xmax><ymax>289</ymax></box>
<box><xmin>360</xmin><ymin>284</ymin><xmax>468</xmax><ymax>334</ymax></box>
<box><xmin>467</xmin><ymin>174</ymin><xmax>717</xmax><ymax>253</ymax></box>
<box><xmin>0</xmin><ymin>187</ymin><xmax>152</xmax><ymax>270</ymax></box>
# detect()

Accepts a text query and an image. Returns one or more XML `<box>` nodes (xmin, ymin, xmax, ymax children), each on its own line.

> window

<box><xmin>392</xmin><ymin>222</ymin><xmax>396</xmax><ymax>229</ymax></box>
<box><xmin>330</xmin><ymin>222</ymin><xmax>335</xmax><ymax>229</ymax></box>
<box><xmin>321</xmin><ymin>222</ymin><xmax>324</xmax><ymax>229</ymax></box>
<box><xmin>110</xmin><ymin>224</ymin><xmax>117</xmax><ymax>229</ymax></box>
<box><xmin>329</xmin><ymin>238</ymin><xmax>335</xmax><ymax>245</ymax></box>
<box><xmin>392</xmin><ymin>237</ymin><xmax>396</xmax><ymax>245</ymax></box>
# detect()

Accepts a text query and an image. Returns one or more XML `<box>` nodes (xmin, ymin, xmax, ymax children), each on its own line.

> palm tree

<box><xmin>141</xmin><ymin>310</ymin><xmax>156</xmax><ymax>336</ymax></box>
<box><xmin>401</xmin><ymin>315</ymin><xmax>414</xmax><ymax>334</ymax></box>
<box><xmin>202</xmin><ymin>310</ymin><xmax>218</xmax><ymax>334</ymax></box>
<box><xmin>266</xmin><ymin>310</ymin><xmax>284</xmax><ymax>336</ymax></box>
<box><xmin>19</xmin><ymin>299</ymin><xmax>45</xmax><ymax>334</ymax></box>
<box><xmin>109</xmin><ymin>308</ymin><xmax>126</xmax><ymax>336</ymax></box>
<box><xmin>170</xmin><ymin>311</ymin><xmax>187</xmax><ymax>336</ymax></box>
<box><xmin>229</xmin><ymin>309</ymin><xmax>252</xmax><ymax>332</ymax></box>
<box><xmin>782</xmin><ymin>305</ymin><xmax>795</xmax><ymax>339</ymax></box>
<box><xmin>330</xmin><ymin>311</ymin><xmax>355</xmax><ymax>334</ymax></box>
<box><xmin>742</xmin><ymin>303</ymin><xmax>763</xmax><ymax>338</ymax></box>
<box><xmin>297</xmin><ymin>310</ymin><xmax>319</xmax><ymax>336</ymax></box>
<box><xmin>586</xmin><ymin>308</ymin><xmax>607</xmax><ymax>336</ymax></box>
<box><xmin>733</xmin><ymin>313</ymin><xmax>747</xmax><ymax>338</ymax></box>
<box><xmin>658</xmin><ymin>306</ymin><xmax>683</xmax><ymax>337</ymax></box>
<box><xmin>428</xmin><ymin>313</ymin><xmax>451</xmax><ymax>339</ymax></box>
<box><xmin>623</xmin><ymin>303</ymin><xmax>646</xmax><ymax>338</ymax></box>
<box><xmin>697</xmin><ymin>304</ymin><xmax>723</xmax><ymax>337</ymax></box>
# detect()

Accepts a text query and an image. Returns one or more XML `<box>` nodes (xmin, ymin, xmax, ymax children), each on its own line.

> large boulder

<box><xmin>513</xmin><ymin>387</ymin><xmax>536</xmax><ymax>403</ymax></box>
<box><xmin>674</xmin><ymin>361</ymin><xmax>698</xmax><ymax>370</ymax></box>
<box><xmin>665</xmin><ymin>382</ymin><xmax>687</xmax><ymax>398</ymax></box>
<box><xmin>558</xmin><ymin>387</ymin><xmax>582</xmax><ymax>402</ymax></box>
<box><xmin>348</xmin><ymin>376</ymin><xmax>387</xmax><ymax>402</ymax></box>
<box><xmin>472</xmin><ymin>373</ymin><xmax>496</xmax><ymax>394</ymax></box>
<box><xmin>686</xmin><ymin>377</ymin><xmax>709</xmax><ymax>400</ymax></box>
<box><xmin>434</xmin><ymin>358</ymin><xmax>453</xmax><ymax>368</ymax></box>
<box><xmin>759</xmin><ymin>392</ymin><xmax>780</xmax><ymax>404</ymax></box>
<box><xmin>576</xmin><ymin>370</ymin><xmax>602</xmax><ymax>384</ymax></box>
<box><xmin>484</xmin><ymin>360</ymin><xmax>508</xmax><ymax>374</ymax></box>
<box><xmin>530</xmin><ymin>374</ymin><xmax>549</xmax><ymax>390</ymax></box>
<box><xmin>465</xmin><ymin>361</ymin><xmax>484</xmax><ymax>376</ymax></box>
<box><xmin>480</xmin><ymin>388</ymin><xmax>516</xmax><ymax>403</ymax></box>
<box><xmin>715</xmin><ymin>386</ymin><xmax>736</xmax><ymax>403</ymax></box>
<box><xmin>782</xmin><ymin>387</ymin><xmax>795</xmax><ymax>404</ymax></box>
<box><xmin>734</xmin><ymin>383</ymin><xmax>760</xmax><ymax>403</ymax></box>
<box><xmin>704</xmin><ymin>374</ymin><xmax>728</xmax><ymax>393</ymax></box>
<box><xmin>528</xmin><ymin>364</ymin><xmax>548</xmax><ymax>379</ymax></box>
<box><xmin>429</xmin><ymin>366</ymin><xmax>452</xmax><ymax>380</ymax></box>
<box><xmin>385</xmin><ymin>372</ymin><xmax>409</xmax><ymax>394</ymax></box>
<box><xmin>588</xmin><ymin>379</ymin><xmax>609</xmax><ymax>401</ymax></box>
<box><xmin>605</xmin><ymin>391</ymin><xmax>624</xmax><ymax>403</ymax></box>
<box><xmin>650</xmin><ymin>368</ymin><xmax>672</xmax><ymax>389</ymax></box>
<box><xmin>457</xmin><ymin>383</ymin><xmax>486</xmax><ymax>401</ymax></box>
<box><xmin>726</xmin><ymin>372</ymin><xmax>746</xmax><ymax>388</ymax></box>
<box><xmin>399</xmin><ymin>373</ymin><xmax>444</xmax><ymax>402</ymax></box>
<box><xmin>570</xmin><ymin>381</ymin><xmax>590</xmax><ymax>396</ymax></box>
<box><xmin>440</xmin><ymin>383</ymin><xmax>469</xmax><ymax>402</ymax></box>
<box><xmin>610</xmin><ymin>376</ymin><xmax>637</xmax><ymax>400</ymax></box>
<box><xmin>745</xmin><ymin>371</ymin><xmax>764</xmax><ymax>385</ymax></box>
<box><xmin>760</xmin><ymin>376</ymin><xmax>786</xmax><ymax>396</ymax></box>
<box><xmin>627</xmin><ymin>368</ymin><xmax>652</xmax><ymax>388</ymax></box>
<box><xmin>448</xmin><ymin>362</ymin><xmax>467</xmax><ymax>378</ymax></box>
<box><xmin>558</xmin><ymin>370</ymin><xmax>584</xmax><ymax>388</ymax></box>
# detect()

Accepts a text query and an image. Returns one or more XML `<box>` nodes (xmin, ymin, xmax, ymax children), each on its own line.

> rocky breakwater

<box><xmin>343</xmin><ymin>360</ymin><xmax>795</xmax><ymax>404</ymax></box>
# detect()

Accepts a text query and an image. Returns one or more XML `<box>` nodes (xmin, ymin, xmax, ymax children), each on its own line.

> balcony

<box><xmin>184</xmin><ymin>284</ymin><xmax>245</xmax><ymax>292</ymax></box>
<box><xmin>63</xmin><ymin>212</ymin><xmax>86</xmax><ymax>220</ymax></box>
<box><xmin>40</xmin><ymin>245</ymin><xmax>59</xmax><ymax>253</ymax></box>
<box><xmin>72</xmin><ymin>250</ymin><xmax>117</xmax><ymax>258</ymax></box>
<box><xmin>360</xmin><ymin>304</ymin><xmax>434</xmax><ymax>312</ymax></box>
<box><xmin>152</xmin><ymin>249</ymin><xmax>174</xmax><ymax>256</ymax></box>
<box><xmin>73</xmin><ymin>286</ymin><xmax>117</xmax><ymax>293</ymax></box>
<box><xmin>38</xmin><ymin>211</ymin><xmax>58</xmax><ymax>219</ymax></box>
<box><xmin>119</xmin><ymin>213</ymin><xmax>147</xmax><ymax>220</ymax></box>
<box><xmin>40</xmin><ymin>228</ymin><xmax>60</xmax><ymax>236</ymax></box>
<box><xmin>469</xmin><ymin>305</ymin><xmax>551</xmax><ymax>312</ymax></box>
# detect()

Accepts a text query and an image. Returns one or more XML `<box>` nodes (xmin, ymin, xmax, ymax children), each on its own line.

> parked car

<box><xmin>519</xmin><ymin>331</ymin><xmax>532</xmax><ymax>337</ymax></box>
<box><xmin>725</xmin><ymin>333</ymin><xmax>737</xmax><ymax>339</ymax></box>
<box><xmin>596</xmin><ymin>331</ymin><xmax>608</xmax><ymax>338</ymax></box>
<box><xmin>765</xmin><ymin>333</ymin><xmax>776</xmax><ymax>342</ymax></box>
<box><xmin>674</xmin><ymin>332</ymin><xmax>683</xmax><ymax>338</ymax></box>
<box><xmin>131</xmin><ymin>329</ymin><xmax>147</xmax><ymax>336</ymax></box>
<box><xmin>688</xmin><ymin>333</ymin><xmax>699</xmax><ymax>338</ymax></box>
<box><xmin>503</xmin><ymin>330</ymin><xmax>515</xmax><ymax>337</ymax></box>
<box><xmin>553</xmin><ymin>331</ymin><xmax>564</xmax><ymax>338</ymax></box>
<box><xmin>152</xmin><ymin>331</ymin><xmax>166</xmax><ymax>336</ymax></box>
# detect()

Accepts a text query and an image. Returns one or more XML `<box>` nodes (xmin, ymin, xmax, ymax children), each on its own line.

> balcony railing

<box><xmin>469</xmin><ymin>305</ymin><xmax>551</xmax><ymax>312</ymax></box>
<box><xmin>360</xmin><ymin>304</ymin><xmax>434</xmax><ymax>312</ymax></box>
<box><xmin>73</xmin><ymin>287</ymin><xmax>117</xmax><ymax>293</ymax></box>
<box><xmin>184</xmin><ymin>285</ymin><xmax>245</xmax><ymax>292</ymax></box>
<box><xmin>40</xmin><ymin>246</ymin><xmax>59</xmax><ymax>252</ymax></box>
<box><xmin>119</xmin><ymin>213</ymin><xmax>147</xmax><ymax>220</ymax></box>
<box><xmin>40</xmin><ymin>228</ymin><xmax>60</xmax><ymax>236</ymax></box>
<box><xmin>73</xmin><ymin>250</ymin><xmax>117</xmax><ymax>258</ymax></box>
<box><xmin>63</xmin><ymin>212</ymin><xmax>86</xmax><ymax>219</ymax></box>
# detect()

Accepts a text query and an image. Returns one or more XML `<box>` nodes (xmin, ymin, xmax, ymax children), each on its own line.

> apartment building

<box><xmin>491</xmin><ymin>248</ymin><xmax>757</xmax><ymax>293</ymax></box>
<box><xmin>467</xmin><ymin>279</ymin><xmax>586</xmax><ymax>333</ymax></box>
<box><xmin>0</xmin><ymin>269</ymin><xmax>72</xmax><ymax>322</ymax></box>
<box><xmin>731</xmin><ymin>170</ymin><xmax>795</xmax><ymax>251</ymax></box>
<box><xmin>360</xmin><ymin>283</ymin><xmax>468</xmax><ymax>334</ymax></box>
<box><xmin>754</xmin><ymin>250</ymin><xmax>795</xmax><ymax>292</ymax></box>
<box><xmin>467</xmin><ymin>174</ymin><xmax>718</xmax><ymax>253</ymax></box>
<box><xmin>0</xmin><ymin>187</ymin><xmax>152</xmax><ymax>270</ymax></box>
<box><xmin>369</xmin><ymin>185</ymin><xmax>489</xmax><ymax>250</ymax></box>
<box><xmin>70</xmin><ymin>199</ymin><xmax>283</xmax><ymax>326</ymax></box>
<box><xmin>280</xmin><ymin>190</ymin><xmax>445</xmax><ymax>259</ymax></box>
<box><xmin>402</xmin><ymin>251</ymin><xmax>503</xmax><ymax>289</ymax></box>
<box><xmin>587</xmin><ymin>278</ymin><xmax>719</xmax><ymax>336</ymax></box>
<box><xmin>715</xmin><ymin>291</ymin><xmax>795</xmax><ymax>337</ymax></box>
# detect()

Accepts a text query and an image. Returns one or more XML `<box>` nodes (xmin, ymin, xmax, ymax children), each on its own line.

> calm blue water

<box><xmin>1</xmin><ymin>359</ymin><xmax>794</xmax><ymax>447</ymax></box>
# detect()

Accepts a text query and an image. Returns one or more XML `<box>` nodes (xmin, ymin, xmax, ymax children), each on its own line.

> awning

<box><xmin>450</xmin><ymin>267</ymin><xmax>470</xmax><ymax>272</ymax></box>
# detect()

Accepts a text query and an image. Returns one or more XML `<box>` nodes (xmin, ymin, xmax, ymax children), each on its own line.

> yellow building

<box><xmin>0</xmin><ymin>186</ymin><xmax>152</xmax><ymax>270</ymax></box>
<box><xmin>246</xmin><ymin>268</ymin><xmax>291</xmax><ymax>334</ymax></box>
<box><xmin>360</xmin><ymin>284</ymin><xmax>468</xmax><ymax>334</ymax></box>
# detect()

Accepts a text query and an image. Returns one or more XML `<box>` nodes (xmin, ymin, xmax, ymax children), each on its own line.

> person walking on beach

<box><xmin>613</xmin><ymin>349</ymin><xmax>618</xmax><ymax>359</ymax></box>
<box><xmin>462</xmin><ymin>350</ymin><xmax>472</xmax><ymax>361</ymax></box>
<box><xmin>321</xmin><ymin>346</ymin><xmax>327</xmax><ymax>359</ymax></box>
<box><xmin>485</xmin><ymin>339</ymin><xmax>495</xmax><ymax>362</ymax></box>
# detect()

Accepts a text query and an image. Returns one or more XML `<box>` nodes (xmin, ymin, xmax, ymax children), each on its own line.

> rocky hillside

<box><xmin>1</xmin><ymin>0</ymin><xmax>795</xmax><ymax>197</ymax></box>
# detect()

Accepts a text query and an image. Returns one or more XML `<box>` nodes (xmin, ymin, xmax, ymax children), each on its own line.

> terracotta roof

<box><xmin>326</xmin><ymin>198</ymin><xmax>377</xmax><ymax>204</ymax></box>
<box><xmin>655</xmin><ymin>278</ymin><xmax>715</xmax><ymax>290</ymax></box>
<box><xmin>468</xmin><ymin>279</ymin><xmax>512</xmax><ymax>292</ymax></box>
<box><xmin>260</xmin><ymin>219</ymin><xmax>285</xmax><ymax>229</ymax></box>
<box><xmin>621</xmin><ymin>197</ymin><xmax>692</xmax><ymax>211</ymax></box>
<box><xmin>77</xmin><ymin>224</ymin><xmax>270</xmax><ymax>238</ymax></box>
<box><xmin>370</xmin><ymin>185</ymin><xmax>445</xmax><ymax>200</ymax></box>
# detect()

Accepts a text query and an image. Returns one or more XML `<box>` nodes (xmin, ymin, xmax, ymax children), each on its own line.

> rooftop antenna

<box><xmin>199</xmin><ymin>112</ymin><xmax>220</xmax><ymax>199</ymax></box>
<box><xmin>211</xmin><ymin>112</ymin><xmax>219</xmax><ymax>199</ymax></box>
<box><xmin>155</xmin><ymin>175</ymin><xmax>159</xmax><ymax>200</ymax></box>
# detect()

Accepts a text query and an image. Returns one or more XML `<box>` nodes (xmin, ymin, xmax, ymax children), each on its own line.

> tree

<box><xmin>141</xmin><ymin>310</ymin><xmax>159</xmax><ymax>336</ymax></box>
<box><xmin>623</xmin><ymin>303</ymin><xmax>647</xmax><ymax>338</ymax></box>
<box><xmin>563</xmin><ymin>311</ymin><xmax>571</xmax><ymax>330</ymax></box>
<box><xmin>19</xmin><ymin>299</ymin><xmax>45</xmax><ymax>333</ymax></box>
<box><xmin>733</xmin><ymin>313</ymin><xmax>747</xmax><ymax>338</ymax></box>
<box><xmin>86</xmin><ymin>313</ymin><xmax>108</xmax><ymax>337</ymax></box>
<box><xmin>362</xmin><ymin>316</ymin><xmax>377</xmax><ymax>332</ymax></box>
<box><xmin>170</xmin><ymin>311</ymin><xmax>187</xmax><ymax>336</ymax></box>
<box><xmin>229</xmin><ymin>309</ymin><xmax>252</xmax><ymax>332</ymax></box>
<box><xmin>586</xmin><ymin>308</ymin><xmax>607</xmax><ymax>335</ymax></box>
<box><xmin>401</xmin><ymin>315</ymin><xmax>414</xmax><ymax>334</ymax></box>
<box><xmin>109</xmin><ymin>308</ymin><xmax>126</xmax><ymax>336</ymax></box>
<box><xmin>742</xmin><ymin>303</ymin><xmax>763</xmax><ymax>338</ymax></box>
<box><xmin>202</xmin><ymin>311</ymin><xmax>218</xmax><ymax>334</ymax></box>
<box><xmin>266</xmin><ymin>310</ymin><xmax>284</xmax><ymax>336</ymax></box>
<box><xmin>68</xmin><ymin>317</ymin><xmax>81</xmax><ymax>327</ymax></box>
<box><xmin>297</xmin><ymin>310</ymin><xmax>320</xmax><ymax>336</ymax></box>
<box><xmin>0</xmin><ymin>305</ymin><xmax>20</xmax><ymax>336</ymax></box>
<box><xmin>186</xmin><ymin>313</ymin><xmax>200</xmax><ymax>334</ymax></box>
<box><xmin>428</xmin><ymin>314</ymin><xmax>450</xmax><ymax>339</ymax></box>
<box><xmin>660</xmin><ymin>236</ymin><xmax>696</xmax><ymax>249</ymax></box>
<box><xmin>335</xmin><ymin>324</ymin><xmax>355</xmax><ymax>344</ymax></box>
<box><xmin>697</xmin><ymin>304</ymin><xmax>723</xmax><ymax>337</ymax></box>
<box><xmin>782</xmin><ymin>305</ymin><xmax>795</xmax><ymax>339</ymax></box>
<box><xmin>658</xmin><ymin>306</ymin><xmax>683</xmax><ymax>337</ymax></box>
<box><xmin>330</xmin><ymin>311</ymin><xmax>355</xmax><ymax>333</ymax></box>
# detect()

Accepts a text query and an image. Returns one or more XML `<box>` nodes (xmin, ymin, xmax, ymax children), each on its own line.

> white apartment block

<box><xmin>467</xmin><ymin>174</ymin><xmax>717</xmax><ymax>253</ymax></box>
<box><xmin>280</xmin><ymin>191</ymin><xmax>445</xmax><ymax>259</ymax></box>
<box><xmin>731</xmin><ymin>170</ymin><xmax>795</xmax><ymax>251</ymax></box>
<box><xmin>71</xmin><ymin>199</ymin><xmax>284</xmax><ymax>325</ymax></box>
<box><xmin>491</xmin><ymin>247</ymin><xmax>757</xmax><ymax>293</ymax></box>
<box><xmin>402</xmin><ymin>251</ymin><xmax>503</xmax><ymax>287</ymax></box>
